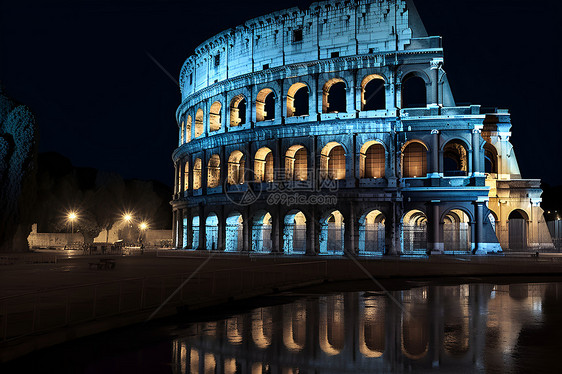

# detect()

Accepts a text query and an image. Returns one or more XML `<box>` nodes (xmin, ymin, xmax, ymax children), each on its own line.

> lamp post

<box><xmin>139</xmin><ymin>222</ymin><xmax>148</xmax><ymax>244</ymax></box>
<box><xmin>123</xmin><ymin>213</ymin><xmax>133</xmax><ymax>243</ymax></box>
<box><xmin>68</xmin><ymin>211</ymin><xmax>77</xmax><ymax>234</ymax></box>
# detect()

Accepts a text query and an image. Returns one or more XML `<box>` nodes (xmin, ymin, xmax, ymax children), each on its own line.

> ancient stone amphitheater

<box><xmin>171</xmin><ymin>0</ymin><xmax>552</xmax><ymax>255</ymax></box>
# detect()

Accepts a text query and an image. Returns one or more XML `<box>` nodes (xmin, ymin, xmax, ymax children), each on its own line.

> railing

<box><xmin>0</xmin><ymin>261</ymin><xmax>327</xmax><ymax>344</ymax></box>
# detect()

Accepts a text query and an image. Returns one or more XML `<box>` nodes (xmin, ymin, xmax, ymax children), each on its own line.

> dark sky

<box><xmin>1</xmin><ymin>0</ymin><xmax>561</xmax><ymax>187</ymax></box>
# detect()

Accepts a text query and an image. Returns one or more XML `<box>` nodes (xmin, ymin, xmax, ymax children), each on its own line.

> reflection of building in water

<box><xmin>172</xmin><ymin>284</ymin><xmax>553</xmax><ymax>373</ymax></box>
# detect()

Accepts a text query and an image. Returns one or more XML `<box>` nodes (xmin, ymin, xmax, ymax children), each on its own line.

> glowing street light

<box><xmin>67</xmin><ymin>211</ymin><xmax>78</xmax><ymax>234</ymax></box>
<box><xmin>123</xmin><ymin>213</ymin><xmax>133</xmax><ymax>223</ymax></box>
<box><xmin>139</xmin><ymin>222</ymin><xmax>148</xmax><ymax>231</ymax></box>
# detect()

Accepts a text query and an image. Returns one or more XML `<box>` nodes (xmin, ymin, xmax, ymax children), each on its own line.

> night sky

<box><xmin>1</xmin><ymin>0</ymin><xmax>561</xmax><ymax>187</ymax></box>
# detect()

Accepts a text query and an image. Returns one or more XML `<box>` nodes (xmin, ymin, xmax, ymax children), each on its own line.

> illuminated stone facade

<box><xmin>171</xmin><ymin>0</ymin><xmax>552</xmax><ymax>254</ymax></box>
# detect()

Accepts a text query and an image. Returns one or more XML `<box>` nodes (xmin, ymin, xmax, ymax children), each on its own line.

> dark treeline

<box><xmin>34</xmin><ymin>152</ymin><xmax>172</xmax><ymax>243</ymax></box>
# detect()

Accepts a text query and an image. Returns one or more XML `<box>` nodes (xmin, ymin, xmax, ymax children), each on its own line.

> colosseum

<box><xmin>171</xmin><ymin>0</ymin><xmax>553</xmax><ymax>255</ymax></box>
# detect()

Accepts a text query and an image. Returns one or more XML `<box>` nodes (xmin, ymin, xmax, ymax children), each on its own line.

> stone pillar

<box><xmin>430</xmin><ymin>58</ymin><xmax>443</xmax><ymax>105</ymax></box>
<box><xmin>428</xmin><ymin>201</ymin><xmax>443</xmax><ymax>254</ymax></box>
<box><xmin>179</xmin><ymin>160</ymin><xmax>186</xmax><ymax>197</ymax></box>
<box><xmin>202</xmin><ymin>152</ymin><xmax>208</xmax><ymax>194</ymax></box>
<box><xmin>430</xmin><ymin>130</ymin><xmax>440</xmax><ymax>177</ymax></box>
<box><xmin>344</xmin><ymin>207</ymin><xmax>357</xmax><ymax>254</ymax></box>
<box><xmin>177</xmin><ymin>208</ymin><xmax>184</xmax><ymax>249</ymax></box>
<box><xmin>306</xmin><ymin>210</ymin><xmax>318</xmax><ymax>255</ymax></box>
<box><xmin>217</xmin><ymin>213</ymin><xmax>226</xmax><ymax>251</ymax></box>
<box><xmin>198</xmin><ymin>204</ymin><xmax>206</xmax><ymax>250</ymax></box>
<box><xmin>173</xmin><ymin>163</ymin><xmax>178</xmax><ymax>195</ymax></box>
<box><xmin>473</xmin><ymin>201</ymin><xmax>485</xmax><ymax>255</ymax></box>
<box><xmin>219</xmin><ymin>146</ymin><xmax>227</xmax><ymax>189</ymax></box>
<box><xmin>386</xmin><ymin>201</ymin><xmax>401</xmax><ymax>255</ymax></box>
<box><xmin>187</xmin><ymin>155</ymin><xmax>194</xmax><ymax>197</ymax></box>
<box><xmin>242</xmin><ymin>212</ymin><xmax>250</xmax><ymax>252</ymax></box>
<box><xmin>472</xmin><ymin>129</ymin><xmax>482</xmax><ymax>177</ymax></box>
<box><xmin>184</xmin><ymin>209</ymin><xmax>192</xmax><ymax>249</ymax></box>
<box><xmin>172</xmin><ymin>209</ymin><xmax>178</xmax><ymax>248</ymax></box>
<box><xmin>271</xmin><ymin>210</ymin><xmax>281</xmax><ymax>253</ymax></box>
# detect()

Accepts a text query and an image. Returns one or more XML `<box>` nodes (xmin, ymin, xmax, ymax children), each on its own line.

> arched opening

<box><xmin>320</xmin><ymin>210</ymin><xmax>344</xmax><ymax>255</ymax></box>
<box><xmin>508</xmin><ymin>210</ymin><xmax>528</xmax><ymax>250</ymax></box>
<box><xmin>185</xmin><ymin>115</ymin><xmax>192</xmax><ymax>142</ymax></box>
<box><xmin>251</xmin><ymin>211</ymin><xmax>272</xmax><ymax>253</ymax></box>
<box><xmin>443</xmin><ymin>209</ymin><xmax>471</xmax><ymax>252</ymax></box>
<box><xmin>183</xmin><ymin>161</ymin><xmax>189</xmax><ymax>192</ymax></box>
<box><xmin>194</xmin><ymin>109</ymin><xmax>204</xmax><ymax>138</ymax></box>
<box><xmin>360</xmin><ymin>296</ymin><xmax>385</xmax><ymax>358</ymax></box>
<box><xmin>443</xmin><ymin>140</ymin><xmax>469</xmax><ymax>177</ymax></box>
<box><xmin>360</xmin><ymin>141</ymin><xmax>385</xmax><ymax>179</ymax></box>
<box><xmin>320</xmin><ymin>142</ymin><xmax>346</xmax><ymax>180</ymax></box>
<box><xmin>285</xmin><ymin>145</ymin><xmax>308</xmax><ymax>181</ymax></box>
<box><xmin>209</xmin><ymin>101</ymin><xmax>222</xmax><ymax>132</ymax></box>
<box><xmin>226</xmin><ymin>316</ymin><xmax>244</xmax><ymax>345</ymax></box>
<box><xmin>252</xmin><ymin>308</ymin><xmax>273</xmax><ymax>349</ymax></box>
<box><xmin>484</xmin><ymin>142</ymin><xmax>498</xmax><ymax>175</ymax></box>
<box><xmin>227</xmin><ymin>151</ymin><xmax>245</xmax><ymax>185</ymax></box>
<box><xmin>323</xmin><ymin>78</ymin><xmax>347</xmax><ymax>113</ymax></box>
<box><xmin>402</xmin><ymin>288</ymin><xmax>429</xmax><ymax>360</ymax></box>
<box><xmin>283</xmin><ymin>211</ymin><xmax>306</xmax><ymax>254</ymax></box>
<box><xmin>225</xmin><ymin>212</ymin><xmax>243</xmax><ymax>252</ymax></box>
<box><xmin>362</xmin><ymin>74</ymin><xmax>386</xmax><ymax>111</ymax></box>
<box><xmin>402</xmin><ymin>141</ymin><xmax>427</xmax><ymax>178</ymax></box>
<box><xmin>402</xmin><ymin>210</ymin><xmax>428</xmax><ymax>254</ymax></box>
<box><xmin>205</xmin><ymin>213</ymin><xmax>219</xmax><ymax>250</ymax></box>
<box><xmin>254</xmin><ymin>147</ymin><xmax>274</xmax><ymax>183</ymax></box>
<box><xmin>287</xmin><ymin>83</ymin><xmax>309</xmax><ymax>117</ymax></box>
<box><xmin>193</xmin><ymin>158</ymin><xmax>202</xmax><ymax>190</ymax></box>
<box><xmin>207</xmin><ymin>154</ymin><xmax>221</xmax><ymax>188</ymax></box>
<box><xmin>191</xmin><ymin>216</ymin><xmax>199</xmax><ymax>250</ymax></box>
<box><xmin>401</xmin><ymin>73</ymin><xmax>427</xmax><ymax>108</ymax></box>
<box><xmin>229</xmin><ymin>95</ymin><xmax>247</xmax><ymax>127</ymax></box>
<box><xmin>256</xmin><ymin>88</ymin><xmax>276</xmax><ymax>122</ymax></box>
<box><xmin>359</xmin><ymin>210</ymin><xmax>385</xmax><ymax>255</ymax></box>
<box><xmin>283</xmin><ymin>301</ymin><xmax>306</xmax><ymax>352</ymax></box>
<box><xmin>319</xmin><ymin>295</ymin><xmax>345</xmax><ymax>355</ymax></box>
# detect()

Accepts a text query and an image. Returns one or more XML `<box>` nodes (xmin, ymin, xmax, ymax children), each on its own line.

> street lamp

<box><xmin>67</xmin><ymin>211</ymin><xmax>77</xmax><ymax>234</ymax></box>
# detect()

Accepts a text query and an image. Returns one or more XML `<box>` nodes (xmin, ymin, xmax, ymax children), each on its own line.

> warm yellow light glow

<box><xmin>67</xmin><ymin>211</ymin><xmax>77</xmax><ymax>221</ymax></box>
<box><xmin>139</xmin><ymin>222</ymin><xmax>148</xmax><ymax>230</ymax></box>
<box><xmin>123</xmin><ymin>214</ymin><xmax>133</xmax><ymax>222</ymax></box>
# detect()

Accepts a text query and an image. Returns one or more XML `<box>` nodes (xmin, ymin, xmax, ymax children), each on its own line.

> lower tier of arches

<box><xmin>171</xmin><ymin>194</ymin><xmax>502</xmax><ymax>255</ymax></box>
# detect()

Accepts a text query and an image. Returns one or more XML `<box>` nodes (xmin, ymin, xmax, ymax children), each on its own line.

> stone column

<box><xmin>428</xmin><ymin>201</ymin><xmax>443</xmax><ymax>254</ymax></box>
<box><xmin>198</xmin><ymin>203</ymin><xmax>206</xmax><ymax>250</ymax></box>
<box><xmin>271</xmin><ymin>211</ymin><xmax>280</xmax><ymax>254</ymax></box>
<box><xmin>472</xmin><ymin>129</ymin><xmax>482</xmax><ymax>177</ymax></box>
<box><xmin>430</xmin><ymin>130</ymin><xmax>440</xmax><ymax>177</ymax></box>
<box><xmin>173</xmin><ymin>163</ymin><xmax>178</xmax><ymax>195</ymax></box>
<box><xmin>177</xmin><ymin>208</ymin><xmax>184</xmax><ymax>249</ymax></box>
<box><xmin>473</xmin><ymin>201</ymin><xmax>485</xmax><ymax>255</ymax></box>
<box><xmin>344</xmin><ymin>206</ymin><xmax>357</xmax><ymax>254</ymax></box>
<box><xmin>172</xmin><ymin>209</ymin><xmax>178</xmax><ymax>248</ymax></box>
<box><xmin>242</xmin><ymin>212</ymin><xmax>250</xmax><ymax>252</ymax></box>
<box><xmin>306</xmin><ymin>210</ymin><xmax>318</xmax><ymax>255</ymax></box>
<box><xmin>187</xmin><ymin>155</ymin><xmax>194</xmax><ymax>197</ymax></box>
<box><xmin>430</xmin><ymin>58</ymin><xmax>443</xmax><ymax>105</ymax></box>
<box><xmin>202</xmin><ymin>152</ymin><xmax>208</xmax><ymax>194</ymax></box>
<box><xmin>217</xmin><ymin>213</ymin><xmax>226</xmax><ymax>251</ymax></box>
<box><xmin>184</xmin><ymin>209</ymin><xmax>192</xmax><ymax>249</ymax></box>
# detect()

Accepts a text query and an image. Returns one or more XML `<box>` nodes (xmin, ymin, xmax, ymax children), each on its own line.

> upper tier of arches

<box><xmin>177</xmin><ymin>66</ymin><xmax>456</xmax><ymax>146</ymax></box>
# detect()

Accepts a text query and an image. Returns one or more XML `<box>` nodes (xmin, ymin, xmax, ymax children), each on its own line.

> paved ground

<box><xmin>1</xmin><ymin>248</ymin><xmax>562</xmax><ymax>363</ymax></box>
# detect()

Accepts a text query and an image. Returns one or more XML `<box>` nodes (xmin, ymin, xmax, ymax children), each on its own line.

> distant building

<box><xmin>170</xmin><ymin>0</ymin><xmax>552</xmax><ymax>254</ymax></box>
